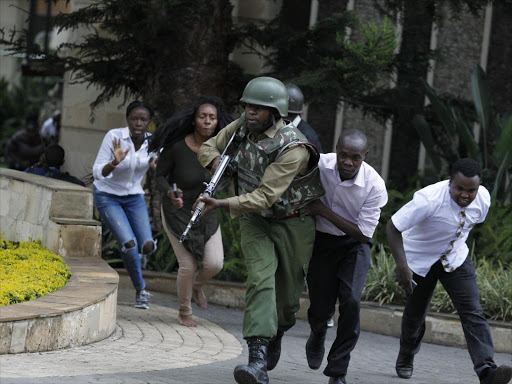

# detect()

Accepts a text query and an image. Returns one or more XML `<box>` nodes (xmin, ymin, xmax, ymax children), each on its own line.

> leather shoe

<box><xmin>481</xmin><ymin>365</ymin><xmax>512</xmax><ymax>384</ymax></box>
<box><xmin>267</xmin><ymin>331</ymin><xmax>284</xmax><ymax>371</ymax></box>
<box><xmin>328</xmin><ymin>376</ymin><xmax>347</xmax><ymax>384</ymax></box>
<box><xmin>395</xmin><ymin>352</ymin><xmax>414</xmax><ymax>379</ymax></box>
<box><xmin>306</xmin><ymin>330</ymin><xmax>325</xmax><ymax>370</ymax></box>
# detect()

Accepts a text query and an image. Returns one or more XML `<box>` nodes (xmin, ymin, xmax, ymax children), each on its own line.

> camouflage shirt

<box><xmin>233</xmin><ymin>118</ymin><xmax>325</xmax><ymax>218</ymax></box>
<box><xmin>198</xmin><ymin>116</ymin><xmax>324</xmax><ymax>219</ymax></box>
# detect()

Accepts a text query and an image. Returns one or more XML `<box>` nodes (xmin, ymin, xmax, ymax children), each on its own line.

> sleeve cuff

<box><xmin>93</xmin><ymin>164</ymin><xmax>113</xmax><ymax>180</ymax></box>
<box><xmin>226</xmin><ymin>196</ymin><xmax>241</xmax><ymax>219</ymax></box>
<box><xmin>391</xmin><ymin>215</ymin><xmax>405</xmax><ymax>233</ymax></box>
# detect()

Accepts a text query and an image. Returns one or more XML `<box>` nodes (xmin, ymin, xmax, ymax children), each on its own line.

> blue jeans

<box><xmin>94</xmin><ymin>187</ymin><xmax>154</xmax><ymax>291</ymax></box>
<box><xmin>400</xmin><ymin>257</ymin><xmax>497</xmax><ymax>379</ymax></box>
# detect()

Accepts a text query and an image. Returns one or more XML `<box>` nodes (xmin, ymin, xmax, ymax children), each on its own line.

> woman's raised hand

<box><xmin>111</xmin><ymin>137</ymin><xmax>130</xmax><ymax>165</ymax></box>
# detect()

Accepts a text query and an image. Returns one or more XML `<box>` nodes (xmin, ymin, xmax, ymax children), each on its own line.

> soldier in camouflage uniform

<box><xmin>197</xmin><ymin>77</ymin><xmax>324</xmax><ymax>384</ymax></box>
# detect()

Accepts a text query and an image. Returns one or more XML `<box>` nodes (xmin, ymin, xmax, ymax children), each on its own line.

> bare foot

<box><xmin>192</xmin><ymin>287</ymin><xmax>208</xmax><ymax>310</ymax></box>
<box><xmin>178</xmin><ymin>314</ymin><xmax>198</xmax><ymax>327</ymax></box>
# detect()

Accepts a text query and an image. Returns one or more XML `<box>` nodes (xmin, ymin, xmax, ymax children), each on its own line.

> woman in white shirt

<box><xmin>93</xmin><ymin>100</ymin><xmax>156</xmax><ymax>309</ymax></box>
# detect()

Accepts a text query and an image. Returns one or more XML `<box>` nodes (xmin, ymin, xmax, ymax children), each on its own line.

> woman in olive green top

<box><xmin>150</xmin><ymin>96</ymin><xmax>233</xmax><ymax>327</ymax></box>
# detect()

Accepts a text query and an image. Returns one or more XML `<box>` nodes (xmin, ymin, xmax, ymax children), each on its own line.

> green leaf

<box><xmin>494</xmin><ymin>113</ymin><xmax>512</xmax><ymax>166</ymax></box>
<box><xmin>452</xmin><ymin>107</ymin><xmax>481</xmax><ymax>163</ymax></box>
<box><xmin>492</xmin><ymin>152</ymin><xmax>510</xmax><ymax>201</ymax></box>
<box><xmin>412</xmin><ymin>114</ymin><xmax>442</xmax><ymax>171</ymax></box>
<box><xmin>424</xmin><ymin>81</ymin><xmax>456</xmax><ymax>136</ymax></box>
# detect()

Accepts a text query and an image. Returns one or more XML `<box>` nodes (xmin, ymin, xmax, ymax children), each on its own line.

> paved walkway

<box><xmin>1</xmin><ymin>289</ymin><xmax>511</xmax><ymax>384</ymax></box>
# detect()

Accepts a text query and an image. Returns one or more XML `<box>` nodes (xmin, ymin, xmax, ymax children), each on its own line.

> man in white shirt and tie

<box><xmin>305</xmin><ymin>129</ymin><xmax>388</xmax><ymax>384</ymax></box>
<box><xmin>386</xmin><ymin>158</ymin><xmax>511</xmax><ymax>384</ymax></box>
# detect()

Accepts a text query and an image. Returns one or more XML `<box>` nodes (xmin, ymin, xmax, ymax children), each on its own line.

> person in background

<box><xmin>25</xmin><ymin>143</ymin><xmax>85</xmax><ymax>186</ymax></box>
<box><xmin>285</xmin><ymin>83</ymin><xmax>323</xmax><ymax>153</ymax></box>
<box><xmin>197</xmin><ymin>77</ymin><xmax>324</xmax><ymax>384</ymax></box>
<box><xmin>386</xmin><ymin>158</ymin><xmax>511</xmax><ymax>384</ymax></box>
<box><xmin>305</xmin><ymin>129</ymin><xmax>388</xmax><ymax>384</ymax></box>
<box><xmin>40</xmin><ymin>110</ymin><xmax>61</xmax><ymax>146</ymax></box>
<box><xmin>92</xmin><ymin>100</ymin><xmax>157</xmax><ymax>310</ymax></box>
<box><xmin>149</xmin><ymin>96</ymin><xmax>233</xmax><ymax>327</ymax></box>
<box><xmin>6</xmin><ymin>114</ymin><xmax>44</xmax><ymax>171</ymax></box>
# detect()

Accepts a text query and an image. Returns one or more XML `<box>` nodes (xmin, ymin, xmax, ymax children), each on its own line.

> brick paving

<box><xmin>1</xmin><ymin>289</ymin><xmax>510</xmax><ymax>384</ymax></box>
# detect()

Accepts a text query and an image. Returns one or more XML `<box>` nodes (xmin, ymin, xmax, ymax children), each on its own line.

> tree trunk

<box><xmin>388</xmin><ymin>2</ymin><xmax>434</xmax><ymax>187</ymax></box>
<box><xmin>306</xmin><ymin>0</ymin><xmax>349</xmax><ymax>152</ymax></box>
<box><xmin>142</xmin><ymin>0</ymin><xmax>234</xmax><ymax>231</ymax></box>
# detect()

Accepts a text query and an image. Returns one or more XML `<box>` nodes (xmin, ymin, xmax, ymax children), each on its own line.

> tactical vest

<box><xmin>233</xmin><ymin>117</ymin><xmax>325</xmax><ymax>219</ymax></box>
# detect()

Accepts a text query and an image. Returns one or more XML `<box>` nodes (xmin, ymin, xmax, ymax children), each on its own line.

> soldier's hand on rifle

<box><xmin>192</xmin><ymin>194</ymin><xmax>229</xmax><ymax>215</ymax></box>
<box><xmin>168</xmin><ymin>187</ymin><xmax>183</xmax><ymax>209</ymax></box>
<box><xmin>208</xmin><ymin>155</ymin><xmax>221</xmax><ymax>174</ymax></box>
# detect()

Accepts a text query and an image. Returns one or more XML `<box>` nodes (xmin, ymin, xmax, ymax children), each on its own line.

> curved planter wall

<box><xmin>0</xmin><ymin>258</ymin><xmax>118</xmax><ymax>354</ymax></box>
<box><xmin>0</xmin><ymin>169</ymin><xmax>118</xmax><ymax>354</ymax></box>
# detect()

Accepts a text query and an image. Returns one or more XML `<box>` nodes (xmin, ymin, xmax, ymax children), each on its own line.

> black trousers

<box><xmin>307</xmin><ymin>231</ymin><xmax>371</xmax><ymax>377</ymax></box>
<box><xmin>400</xmin><ymin>257</ymin><xmax>497</xmax><ymax>379</ymax></box>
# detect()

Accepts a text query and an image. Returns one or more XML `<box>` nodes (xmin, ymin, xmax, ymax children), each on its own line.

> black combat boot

<box><xmin>267</xmin><ymin>331</ymin><xmax>284</xmax><ymax>371</ymax></box>
<box><xmin>234</xmin><ymin>337</ymin><xmax>269</xmax><ymax>384</ymax></box>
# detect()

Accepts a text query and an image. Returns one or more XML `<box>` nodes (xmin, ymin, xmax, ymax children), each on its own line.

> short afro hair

<box><xmin>450</xmin><ymin>158</ymin><xmax>482</xmax><ymax>181</ymax></box>
<box><xmin>44</xmin><ymin>144</ymin><xmax>65</xmax><ymax>167</ymax></box>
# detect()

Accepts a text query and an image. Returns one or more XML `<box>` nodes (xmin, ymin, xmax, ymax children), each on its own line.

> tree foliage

<box><xmin>0</xmin><ymin>0</ymin><xmax>237</xmax><ymax>119</ymax></box>
<box><xmin>240</xmin><ymin>12</ymin><xmax>398</xmax><ymax>111</ymax></box>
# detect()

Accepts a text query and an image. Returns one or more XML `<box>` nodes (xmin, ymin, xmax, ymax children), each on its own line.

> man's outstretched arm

<box><xmin>386</xmin><ymin>220</ymin><xmax>414</xmax><ymax>294</ymax></box>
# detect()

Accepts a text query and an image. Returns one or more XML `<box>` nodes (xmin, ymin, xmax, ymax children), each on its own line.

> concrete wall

<box><xmin>0</xmin><ymin>0</ymin><xmax>30</xmax><ymax>86</ymax></box>
<box><xmin>0</xmin><ymin>257</ymin><xmax>119</xmax><ymax>354</ymax></box>
<box><xmin>0</xmin><ymin>169</ymin><xmax>118</xmax><ymax>355</ymax></box>
<box><xmin>0</xmin><ymin>168</ymin><xmax>101</xmax><ymax>258</ymax></box>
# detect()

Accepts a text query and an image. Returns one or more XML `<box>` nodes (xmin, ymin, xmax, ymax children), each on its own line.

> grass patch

<box><xmin>0</xmin><ymin>237</ymin><xmax>71</xmax><ymax>306</ymax></box>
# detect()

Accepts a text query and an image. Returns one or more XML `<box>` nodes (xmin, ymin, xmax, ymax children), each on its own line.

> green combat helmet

<box><xmin>240</xmin><ymin>77</ymin><xmax>289</xmax><ymax>117</ymax></box>
<box><xmin>285</xmin><ymin>83</ymin><xmax>304</xmax><ymax>114</ymax></box>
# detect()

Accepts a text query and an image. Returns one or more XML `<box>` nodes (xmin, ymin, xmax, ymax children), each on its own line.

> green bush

<box><xmin>363</xmin><ymin>244</ymin><xmax>512</xmax><ymax>322</ymax></box>
<box><xmin>468</xmin><ymin>203</ymin><xmax>512</xmax><ymax>266</ymax></box>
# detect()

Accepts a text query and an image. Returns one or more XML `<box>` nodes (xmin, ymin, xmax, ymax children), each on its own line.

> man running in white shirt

<box><xmin>387</xmin><ymin>158</ymin><xmax>511</xmax><ymax>384</ymax></box>
<box><xmin>305</xmin><ymin>129</ymin><xmax>388</xmax><ymax>384</ymax></box>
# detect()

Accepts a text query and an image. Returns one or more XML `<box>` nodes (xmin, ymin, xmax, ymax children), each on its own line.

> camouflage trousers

<box><xmin>239</xmin><ymin>212</ymin><xmax>315</xmax><ymax>340</ymax></box>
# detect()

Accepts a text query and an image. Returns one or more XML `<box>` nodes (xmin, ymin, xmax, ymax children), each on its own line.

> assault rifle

<box><xmin>179</xmin><ymin>128</ymin><xmax>242</xmax><ymax>243</ymax></box>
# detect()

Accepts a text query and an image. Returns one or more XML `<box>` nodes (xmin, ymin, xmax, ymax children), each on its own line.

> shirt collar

<box><xmin>121</xmin><ymin>127</ymin><xmax>131</xmax><ymax>140</ymax></box>
<box><xmin>292</xmin><ymin>115</ymin><xmax>301</xmax><ymax>127</ymax></box>
<box><xmin>327</xmin><ymin>156</ymin><xmax>366</xmax><ymax>187</ymax></box>
<box><xmin>260</xmin><ymin>118</ymin><xmax>286</xmax><ymax>139</ymax></box>
<box><xmin>120</xmin><ymin>127</ymin><xmax>150</xmax><ymax>149</ymax></box>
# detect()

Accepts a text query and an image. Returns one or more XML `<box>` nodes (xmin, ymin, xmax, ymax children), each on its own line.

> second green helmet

<box><xmin>240</xmin><ymin>77</ymin><xmax>289</xmax><ymax>117</ymax></box>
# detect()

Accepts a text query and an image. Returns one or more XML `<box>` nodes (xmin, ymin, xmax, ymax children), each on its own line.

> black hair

<box><xmin>44</xmin><ymin>144</ymin><xmax>65</xmax><ymax>167</ymax></box>
<box><xmin>450</xmin><ymin>158</ymin><xmax>482</xmax><ymax>181</ymax></box>
<box><xmin>148</xmin><ymin>96</ymin><xmax>233</xmax><ymax>153</ymax></box>
<box><xmin>337</xmin><ymin>129</ymin><xmax>368</xmax><ymax>151</ymax></box>
<box><xmin>126</xmin><ymin>100</ymin><xmax>154</xmax><ymax>118</ymax></box>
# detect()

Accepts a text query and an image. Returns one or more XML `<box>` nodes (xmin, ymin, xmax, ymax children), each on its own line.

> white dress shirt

<box><xmin>93</xmin><ymin>127</ymin><xmax>152</xmax><ymax>196</ymax></box>
<box><xmin>40</xmin><ymin>117</ymin><xmax>57</xmax><ymax>138</ymax></box>
<box><xmin>391</xmin><ymin>179</ymin><xmax>490</xmax><ymax>277</ymax></box>
<box><xmin>316</xmin><ymin>153</ymin><xmax>388</xmax><ymax>238</ymax></box>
